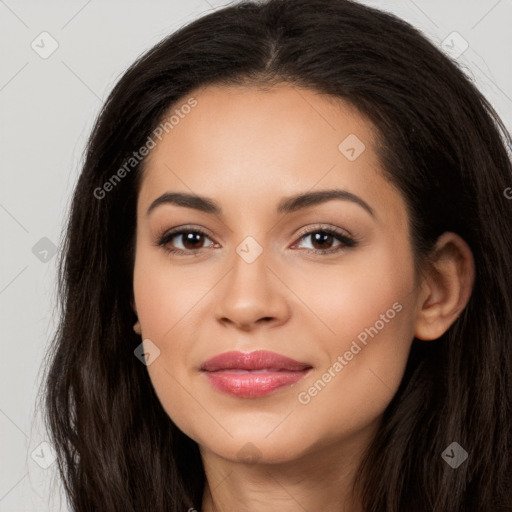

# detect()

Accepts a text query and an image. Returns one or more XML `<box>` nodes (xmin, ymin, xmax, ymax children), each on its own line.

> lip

<box><xmin>200</xmin><ymin>350</ymin><xmax>313</xmax><ymax>398</ymax></box>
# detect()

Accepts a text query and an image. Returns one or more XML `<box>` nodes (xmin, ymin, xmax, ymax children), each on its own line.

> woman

<box><xmin>41</xmin><ymin>0</ymin><xmax>512</xmax><ymax>510</ymax></box>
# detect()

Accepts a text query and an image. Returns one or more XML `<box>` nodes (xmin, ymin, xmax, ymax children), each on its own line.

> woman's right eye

<box><xmin>158</xmin><ymin>229</ymin><xmax>217</xmax><ymax>255</ymax></box>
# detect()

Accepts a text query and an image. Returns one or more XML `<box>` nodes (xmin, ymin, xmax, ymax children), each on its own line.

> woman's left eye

<box><xmin>293</xmin><ymin>229</ymin><xmax>356</xmax><ymax>254</ymax></box>
<box><xmin>157</xmin><ymin>227</ymin><xmax>357</xmax><ymax>256</ymax></box>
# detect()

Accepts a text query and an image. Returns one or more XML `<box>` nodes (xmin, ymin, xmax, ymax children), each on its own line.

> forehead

<box><xmin>137</xmin><ymin>83</ymin><xmax>406</xmax><ymax>227</ymax></box>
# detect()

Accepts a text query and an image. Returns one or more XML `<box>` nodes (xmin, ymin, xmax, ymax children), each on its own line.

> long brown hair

<box><xmin>40</xmin><ymin>0</ymin><xmax>512</xmax><ymax>510</ymax></box>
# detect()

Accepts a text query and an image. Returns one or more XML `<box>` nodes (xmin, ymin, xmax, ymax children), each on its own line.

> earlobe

<box><xmin>131</xmin><ymin>298</ymin><xmax>142</xmax><ymax>335</ymax></box>
<box><xmin>414</xmin><ymin>232</ymin><xmax>475</xmax><ymax>341</ymax></box>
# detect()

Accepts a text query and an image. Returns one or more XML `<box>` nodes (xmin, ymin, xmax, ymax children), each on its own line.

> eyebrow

<box><xmin>146</xmin><ymin>189</ymin><xmax>375</xmax><ymax>217</ymax></box>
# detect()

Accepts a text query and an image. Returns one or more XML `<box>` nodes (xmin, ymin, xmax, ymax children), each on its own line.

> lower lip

<box><xmin>203</xmin><ymin>369</ymin><xmax>311</xmax><ymax>398</ymax></box>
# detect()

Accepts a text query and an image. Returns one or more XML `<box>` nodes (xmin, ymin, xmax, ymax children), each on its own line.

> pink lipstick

<box><xmin>200</xmin><ymin>350</ymin><xmax>312</xmax><ymax>398</ymax></box>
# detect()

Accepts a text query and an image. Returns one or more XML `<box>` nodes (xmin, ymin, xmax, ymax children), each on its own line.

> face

<box><xmin>133</xmin><ymin>83</ymin><xmax>421</xmax><ymax>464</ymax></box>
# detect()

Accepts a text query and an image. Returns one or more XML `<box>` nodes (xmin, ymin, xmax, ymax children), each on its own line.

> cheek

<box><xmin>292</xmin><ymin>247</ymin><xmax>417</xmax><ymax>436</ymax></box>
<box><xmin>291</xmin><ymin>302</ymin><xmax>415</xmax><ymax>451</ymax></box>
<box><xmin>290</xmin><ymin>233</ymin><xmax>414</xmax><ymax>354</ymax></box>
<box><xmin>133</xmin><ymin>247</ymin><xmax>208</xmax><ymax>338</ymax></box>
<box><xmin>132</xmin><ymin>247</ymin><xmax>217</xmax><ymax>436</ymax></box>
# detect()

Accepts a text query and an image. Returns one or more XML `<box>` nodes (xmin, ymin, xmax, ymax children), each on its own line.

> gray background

<box><xmin>1</xmin><ymin>0</ymin><xmax>511</xmax><ymax>510</ymax></box>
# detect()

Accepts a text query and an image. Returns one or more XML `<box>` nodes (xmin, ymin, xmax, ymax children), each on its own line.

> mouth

<box><xmin>200</xmin><ymin>350</ymin><xmax>313</xmax><ymax>398</ymax></box>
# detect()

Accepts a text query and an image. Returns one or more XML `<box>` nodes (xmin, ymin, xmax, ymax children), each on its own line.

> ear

<box><xmin>414</xmin><ymin>232</ymin><xmax>475</xmax><ymax>341</ymax></box>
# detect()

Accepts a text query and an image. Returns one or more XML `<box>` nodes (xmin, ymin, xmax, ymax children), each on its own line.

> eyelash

<box><xmin>156</xmin><ymin>224</ymin><xmax>358</xmax><ymax>257</ymax></box>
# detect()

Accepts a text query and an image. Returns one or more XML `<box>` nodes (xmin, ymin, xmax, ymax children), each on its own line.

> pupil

<box><xmin>183</xmin><ymin>232</ymin><xmax>203</xmax><ymax>249</ymax></box>
<box><xmin>313</xmin><ymin>232</ymin><xmax>332</xmax><ymax>249</ymax></box>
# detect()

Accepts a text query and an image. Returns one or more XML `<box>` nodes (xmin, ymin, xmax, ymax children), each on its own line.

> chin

<box><xmin>194</xmin><ymin>427</ymin><xmax>313</xmax><ymax>465</ymax></box>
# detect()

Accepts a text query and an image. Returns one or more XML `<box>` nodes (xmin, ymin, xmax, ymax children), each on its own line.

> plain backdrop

<box><xmin>1</xmin><ymin>0</ymin><xmax>511</xmax><ymax>510</ymax></box>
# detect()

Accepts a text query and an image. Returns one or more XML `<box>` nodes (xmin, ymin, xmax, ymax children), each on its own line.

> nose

<box><xmin>214</xmin><ymin>251</ymin><xmax>291</xmax><ymax>331</ymax></box>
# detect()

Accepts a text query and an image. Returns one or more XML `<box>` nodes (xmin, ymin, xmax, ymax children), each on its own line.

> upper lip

<box><xmin>200</xmin><ymin>350</ymin><xmax>312</xmax><ymax>372</ymax></box>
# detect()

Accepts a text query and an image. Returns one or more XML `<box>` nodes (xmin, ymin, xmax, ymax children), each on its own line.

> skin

<box><xmin>132</xmin><ymin>83</ymin><xmax>475</xmax><ymax>512</ymax></box>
